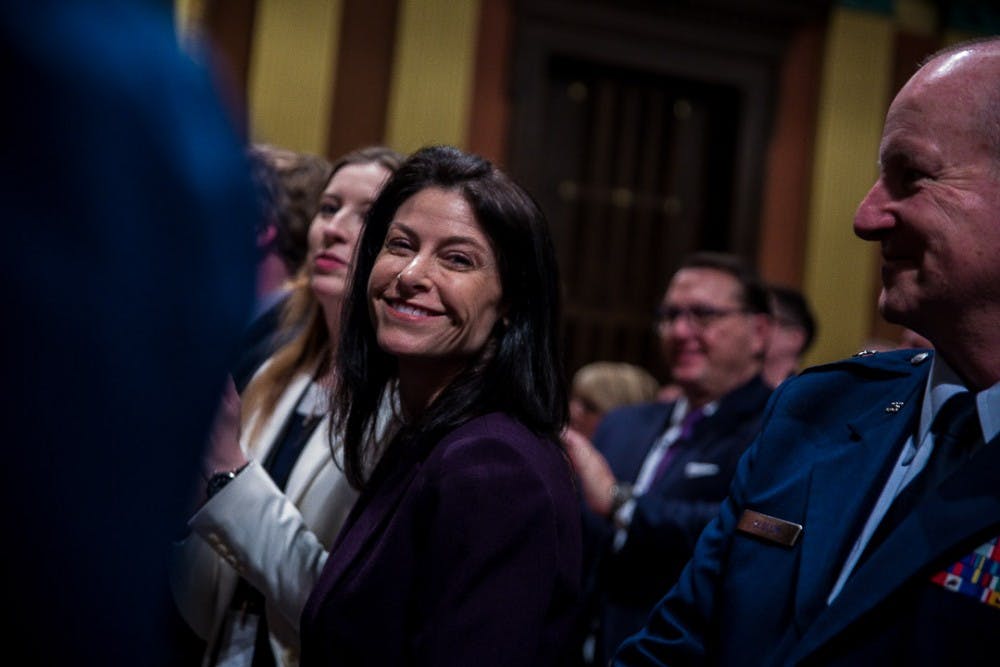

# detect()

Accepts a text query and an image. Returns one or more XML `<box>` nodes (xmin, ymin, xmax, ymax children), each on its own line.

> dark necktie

<box><xmin>857</xmin><ymin>391</ymin><xmax>982</xmax><ymax>567</ymax></box>
<box><xmin>651</xmin><ymin>406</ymin><xmax>704</xmax><ymax>483</ymax></box>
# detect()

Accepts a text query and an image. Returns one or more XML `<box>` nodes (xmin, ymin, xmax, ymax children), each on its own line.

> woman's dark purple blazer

<box><xmin>300</xmin><ymin>411</ymin><xmax>582</xmax><ymax>666</ymax></box>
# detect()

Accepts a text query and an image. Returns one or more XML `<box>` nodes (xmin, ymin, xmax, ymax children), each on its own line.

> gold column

<box><xmin>248</xmin><ymin>0</ymin><xmax>343</xmax><ymax>154</ymax></box>
<box><xmin>802</xmin><ymin>7</ymin><xmax>894</xmax><ymax>367</ymax></box>
<box><xmin>385</xmin><ymin>0</ymin><xmax>480</xmax><ymax>153</ymax></box>
<box><xmin>174</xmin><ymin>0</ymin><xmax>204</xmax><ymax>36</ymax></box>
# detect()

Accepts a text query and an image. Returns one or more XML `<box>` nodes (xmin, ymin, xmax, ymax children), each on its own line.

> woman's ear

<box><xmin>492</xmin><ymin>315</ymin><xmax>510</xmax><ymax>337</ymax></box>
<box><xmin>496</xmin><ymin>301</ymin><xmax>511</xmax><ymax>330</ymax></box>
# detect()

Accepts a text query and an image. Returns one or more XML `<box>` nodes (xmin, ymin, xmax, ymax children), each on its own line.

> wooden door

<box><xmin>507</xmin><ymin>0</ymin><xmax>823</xmax><ymax>380</ymax></box>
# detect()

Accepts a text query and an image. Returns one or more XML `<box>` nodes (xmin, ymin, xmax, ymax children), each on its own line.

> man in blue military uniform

<box><xmin>615</xmin><ymin>37</ymin><xmax>1000</xmax><ymax>666</ymax></box>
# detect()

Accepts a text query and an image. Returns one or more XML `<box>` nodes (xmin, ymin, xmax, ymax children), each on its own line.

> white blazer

<box><xmin>170</xmin><ymin>366</ymin><xmax>358</xmax><ymax>667</ymax></box>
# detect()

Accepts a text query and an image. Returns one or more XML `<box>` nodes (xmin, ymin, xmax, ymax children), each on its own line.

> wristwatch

<box><xmin>205</xmin><ymin>462</ymin><xmax>250</xmax><ymax>499</ymax></box>
<box><xmin>609</xmin><ymin>481</ymin><xmax>634</xmax><ymax>516</ymax></box>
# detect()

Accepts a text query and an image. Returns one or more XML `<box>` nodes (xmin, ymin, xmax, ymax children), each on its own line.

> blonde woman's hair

<box><xmin>571</xmin><ymin>361</ymin><xmax>660</xmax><ymax>414</ymax></box>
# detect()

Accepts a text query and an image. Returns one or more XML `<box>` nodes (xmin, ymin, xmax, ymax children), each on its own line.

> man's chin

<box><xmin>877</xmin><ymin>290</ymin><xmax>913</xmax><ymax>328</ymax></box>
<box><xmin>668</xmin><ymin>371</ymin><xmax>699</xmax><ymax>398</ymax></box>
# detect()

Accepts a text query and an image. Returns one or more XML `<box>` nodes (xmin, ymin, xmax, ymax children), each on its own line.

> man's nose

<box><xmin>662</xmin><ymin>311</ymin><xmax>697</xmax><ymax>338</ymax></box>
<box><xmin>853</xmin><ymin>179</ymin><xmax>894</xmax><ymax>241</ymax></box>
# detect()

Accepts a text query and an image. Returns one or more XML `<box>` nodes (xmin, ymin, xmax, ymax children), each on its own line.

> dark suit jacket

<box><xmin>301</xmin><ymin>412</ymin><xmax>582</xmax><ymax>666</ymax></box>
<box><xmin>2</xmin><ymin>1</ymin><xmax>257</xmax><ymax>664</ymax></box>
<box><xmin>581</xmin><ymin>376</ymin><xmax>772</xmax><ymax>663</ymax></box>
<box><xmin>615</xmin><ymin>350</ymin><xmax>1000</xmax><ymax>666</ymax></box>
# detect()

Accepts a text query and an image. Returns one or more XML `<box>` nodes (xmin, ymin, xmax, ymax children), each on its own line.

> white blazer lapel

<box><xmin>285</xmin><ymin>415</ymin><xmax>336</xmax><ymax>504</ymax></box>
<box><xmin>241</xmin><ymin>367</ymin><xmax>314</xmax><ymax>467</ymax></box>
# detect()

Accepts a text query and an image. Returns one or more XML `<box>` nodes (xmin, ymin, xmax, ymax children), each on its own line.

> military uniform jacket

<box><xmin>615</xmin><ymin>349</ymin><xmax>1000</xmax><ymax>666</ymax></box>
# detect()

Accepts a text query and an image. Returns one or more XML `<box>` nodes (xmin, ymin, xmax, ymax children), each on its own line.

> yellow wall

<box><xmin>240</xmin><ymin>0</ymin><xmax>481</xmax><ymax>156</ymax></box>
<box><xmin>385</xmin><ymin>0</ymin><xmax>480</xmax><ymax>153</ymax></box>
<box><xmin>896</xmin><ymin>0</ymin><xmax>937</xmax><ymax>35</ymax></box>
<box><xmin>174</xmin><ymin>0</ymin><xmax>202</xmax><ymax>34</ymax></box>
<box><xmin>802</xmin><ymin>8</ymin><xmax>894</xmax><ymax>367</ymax></box>
<box><xmin>247</xmin><ymin>0</ymin><xmax>343</xmax><ymax>154</ymax></box>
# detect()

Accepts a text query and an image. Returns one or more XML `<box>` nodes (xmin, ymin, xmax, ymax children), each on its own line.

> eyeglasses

<box><xmin>654</xmin><ymin>304</ymin><xmax>748</xmax><ymax>333</ymax></box>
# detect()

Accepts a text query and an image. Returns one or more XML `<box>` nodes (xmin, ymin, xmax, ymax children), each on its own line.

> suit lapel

<box><xmin>610</xmin><ymin>404</ymin><xmax>673</xmax><ymax>482</ymax></box>
<box><xmin>653</xmin><ymin>377</ymin><xmax>770</xmax><ymax>488</ymax></box>
<box><xmin>243</xmin><ymin>368</ymin><xmax>313</xmax><ymax>464</ymax></box>
<box><xmin>791</xmin><ymin>427</ymin><xmax>1000</xmax><ymax>663</ymax></box>
<box><xmin>792</xmin><ymin>376</ymin><xmax>925</xmax><ymax>631</ymax></box>
<box><xmin>285</xmin><ymin>388</ymin><xmax>395</xmax><ymax>504</ymax></box>
<box><xmin>309</xmin><ymin>436</ymin><xmax>427</xmax><ymax>599</ymax></box>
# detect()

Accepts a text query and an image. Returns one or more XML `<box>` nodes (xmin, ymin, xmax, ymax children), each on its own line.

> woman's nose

<box><xmin>396</xmin><ymin>254</ymin><xmax>431</xmax><ymax>290</ymax></box>
<box><xmin>323</xmin><ymin>213</ymin><xmax>347</xmax><ymax>239</ymax></box>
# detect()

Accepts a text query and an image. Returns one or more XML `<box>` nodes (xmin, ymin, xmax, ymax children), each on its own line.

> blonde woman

<box><xmin>172</xmin><ymin>147</ymin><xmax>403</xmax><ymax>667</ymax></box>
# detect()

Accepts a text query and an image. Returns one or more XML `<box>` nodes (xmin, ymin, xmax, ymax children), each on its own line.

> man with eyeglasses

<box><xmin>564</xmin><ymin>252</ymin><xmax>773</xmax><ymax>666</ymax></box>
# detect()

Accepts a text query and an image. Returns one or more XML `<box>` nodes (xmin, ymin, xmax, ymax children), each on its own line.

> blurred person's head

<box><xmin>246</xmin><ymin>148</ymin><xmax>290</xmax><ymax>298</ymax></box>
<box><xmin>763</xmin><ymin>284</ymin><xmax>817</xmax><ymax>387</ymax></box>
<box><xmin>654</xmin><ymin>252</ymin><xmax>771</xmax><ymax>407</ymax></box>
<box><xmin>247</xmin><ymin>146</ymin><xmax>287</xmax><ymax>237</ymax></box>
<box><xmin>570</xmin><ymin>362</ymin><xmax>660</xmax><ymax>438</ymax></box>
<box><xmin>250</xmin><ymin>144</ymin><xmax>333</xmax><ymax>275</ymax></box>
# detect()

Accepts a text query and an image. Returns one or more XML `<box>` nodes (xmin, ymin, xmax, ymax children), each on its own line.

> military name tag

<box><xmin>736</xmin><ymin>509</ymin><xmax>803</xmax><ymax>547</ymax></box>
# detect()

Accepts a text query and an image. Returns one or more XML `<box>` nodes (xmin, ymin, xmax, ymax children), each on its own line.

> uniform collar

<box><xmin>919</xmin><ymin>355</ymin><xmax>1000</xmax><ymax>445</ymax></box>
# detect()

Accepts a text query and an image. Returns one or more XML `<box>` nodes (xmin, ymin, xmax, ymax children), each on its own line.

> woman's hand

<box><xmin>562</xmin><ymin>426</ymin><xmax>617</xmax><ymax>517</ymax></box>
<box><xmin>202</xmin><ymin>375</ymin><xmax>248</xmax><ymax>478</ymax></box>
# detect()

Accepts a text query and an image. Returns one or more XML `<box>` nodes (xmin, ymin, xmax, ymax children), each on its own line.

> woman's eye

<box><xmin>385</xmin><ymin>236</ymin><xmax>412</xmax><ymax>252</ymax></box>
<box><xmin>319</xmin><ymin>202</ymin><xmax>341</xmax><ymax>216</ymax></box>
<box><xmin>443</xmin><ymin>253</ymin><xmax>474</xmax><ymax>269</ymax></box>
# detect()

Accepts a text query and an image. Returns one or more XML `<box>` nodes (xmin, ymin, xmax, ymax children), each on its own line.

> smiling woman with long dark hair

<box><xmin>300</xmin><ymin>146</ymin><xmax>581</xmax><ymax>666</ymax></box>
